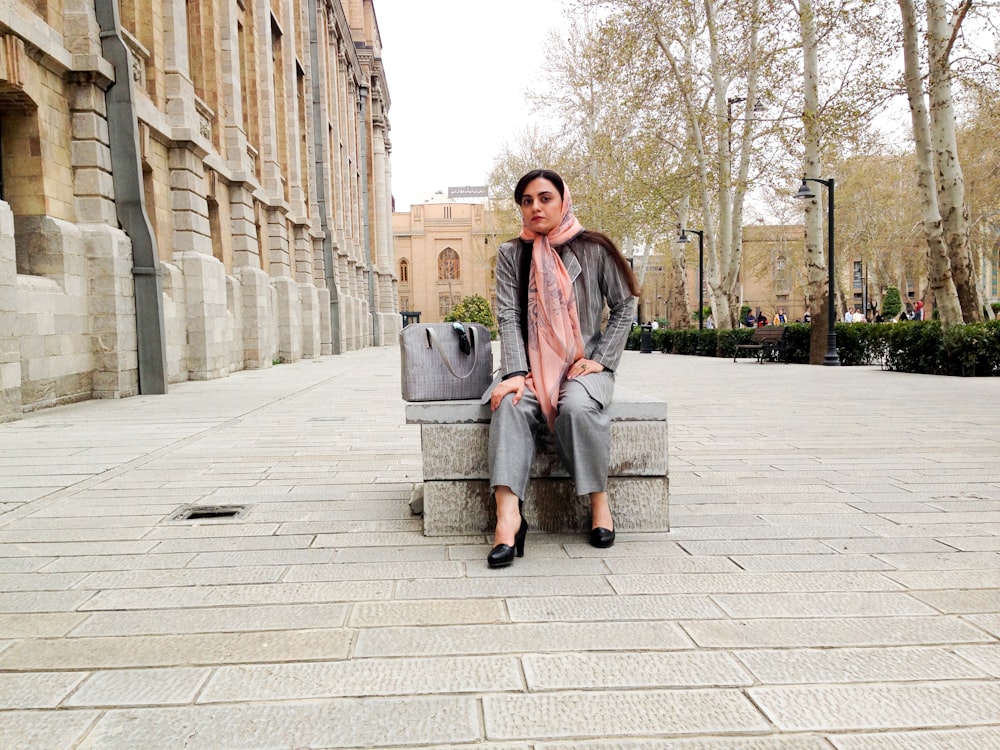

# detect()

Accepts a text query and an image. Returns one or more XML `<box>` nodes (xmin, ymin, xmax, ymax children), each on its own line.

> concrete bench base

<box><xmin>406</xmin><ymin>387</ymin><xmax>669</xmax><ymax>536</ymax></box>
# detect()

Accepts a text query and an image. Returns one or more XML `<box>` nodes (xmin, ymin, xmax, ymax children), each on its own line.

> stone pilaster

<box><xmin>236</xmin><ymin>266</ymin><xmax>274</xmax><ymax>369</ymax></box>
<box><xmin>272</xmin><ymin>276</ymin><xmax>302</xmax><ymax>363</ymax></box>
<box><xmin>174</xmin><ymin>251</ymin><xmax>229</xmax><ymax>380</ymax></box>
<box><xmin>0</xmin><ymin>202</ymin><xmax>22</xmax><ymax>422</ymax></box>
<box><xmin>317</xmin><ymin>287</ymin><xmax>332</xmax><ymax>355</ymax></box>
<box><xmin>84</xmin><ymin>225</ymin><xmax>139</xmax><ymax>399</ymax></box>
<box><xmin>160</xmin><ymin>262</ymin><xmax>188</xmax><ymax>382</ymax></box>
<box><xmin>225</xmin><ymin>274</ymin><xmax>243</xmax><ymax>373</ymax></box>
<box><xmin>299</xmin><ymin>281</ymin><xmax>320</xmax><ymax>358</ymax></box>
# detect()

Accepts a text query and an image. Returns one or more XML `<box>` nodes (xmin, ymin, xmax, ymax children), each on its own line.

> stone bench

<box><xmin>405</xmin><ymin>387</ymin><xmax>669</xmax><ymax>536</ymax></box>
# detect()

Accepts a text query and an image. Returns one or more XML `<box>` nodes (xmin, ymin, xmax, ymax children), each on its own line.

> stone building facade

<box><xmin>0</xmin><ymin>0</ymin><xmax>398</xmax><ymax>421</ymax></box>
<box><xmin>392</xmin><ymin>201</ymin><xmax>504</xmax><ymax>323</ymax></box>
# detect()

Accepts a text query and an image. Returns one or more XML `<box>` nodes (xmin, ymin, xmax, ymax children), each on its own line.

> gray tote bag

<box><xmin>400</xmin><ymin>322</ymin><xmax>493</xmax><ymax>401</ymax></box>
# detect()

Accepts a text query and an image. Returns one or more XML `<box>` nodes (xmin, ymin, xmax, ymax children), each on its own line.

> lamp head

<box><xmin>677</xmin><ymin>230</ymin><xmax>691</xmax><ymax>243</ymax></box>
<box><xmin>795</xmin><ymin>180</ymin><xmax>817</xmax><ymax>200</ymax></box>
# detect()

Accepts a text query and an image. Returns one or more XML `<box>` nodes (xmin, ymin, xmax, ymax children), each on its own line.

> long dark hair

<box><xmin>514</xmin><ymin>170</ymin><xmax>641</xmax><ymax>297</ymax></box>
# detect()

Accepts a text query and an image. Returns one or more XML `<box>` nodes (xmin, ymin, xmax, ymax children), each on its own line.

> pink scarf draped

<box><xmin>521</xmin><ymin>186</ymin><xmax>585</xmax><ymax>432</ymax></box>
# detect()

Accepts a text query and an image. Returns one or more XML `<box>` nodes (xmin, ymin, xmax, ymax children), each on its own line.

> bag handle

<box><xmin>425</xmin><ymin>325</ymin><xmax>480</xmax><ymax>380</ymax></box>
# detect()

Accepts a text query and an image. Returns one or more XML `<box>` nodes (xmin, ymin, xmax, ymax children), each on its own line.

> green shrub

<box><xmin>882</xmin><ymin>287</ymin><xmax>903</xmax><ymax>319</ymax></box>
<box><xmin>717</xmin><ymin>327</ymin><xmax>755</xmax><ymax>359</ymax></box>
<box><xmin>444</xmin><ymin>295</ymin><xmax>496</xmax><ymax>338</ymax></box>
<box><xmin>781</xmin><ymin>323</ymin><xmax>812</xmax><ymax>364</ymax></box>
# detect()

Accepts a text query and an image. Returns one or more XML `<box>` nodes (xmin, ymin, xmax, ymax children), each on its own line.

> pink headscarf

<box><xmin>520</xmin><ymin>182</ymin><xmax>586</xmax><ymax>432</ymax></box>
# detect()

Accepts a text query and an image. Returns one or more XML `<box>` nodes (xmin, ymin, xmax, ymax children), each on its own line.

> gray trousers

<box><xmin>489</xmin><ymin>378</ymin><xmax>611</xmax><ymax>500</ymax></box>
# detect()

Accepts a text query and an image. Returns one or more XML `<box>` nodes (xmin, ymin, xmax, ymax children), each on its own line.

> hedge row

<box><xmin>626</xmin><ymin>320</ymin><xmax>1000</xmax><ymax>376</ymax></box>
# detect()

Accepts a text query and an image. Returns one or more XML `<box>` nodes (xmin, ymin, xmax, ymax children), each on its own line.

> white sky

<box><xmin>376</xmin><ymin>0</ymin><xmax>570</xmax><ymax>211</ymax></box>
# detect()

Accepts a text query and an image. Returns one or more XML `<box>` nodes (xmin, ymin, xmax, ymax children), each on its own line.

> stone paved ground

<box><xmin>0</xmin><ymin>345</ymin><xmax>998</xmax><ymax>749</ymax></box>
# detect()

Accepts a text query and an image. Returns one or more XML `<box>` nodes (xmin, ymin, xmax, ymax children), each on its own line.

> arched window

<box><xmin>399</xmin><ymin>258</ymin><xmax>409</xmax><ymax>282</ymax></box>
<box><xmin>438</xmin><ymin>248</ymin><xmax>460</xmax><ymax>280</ymax></box>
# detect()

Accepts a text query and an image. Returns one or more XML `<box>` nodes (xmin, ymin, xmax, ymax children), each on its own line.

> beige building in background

<box><xmin>392</xmin><ymin>200</ymin><xmax>504</xmax><ymax>323</ymax></box>
<box><xmin>1</xmin><ymin>0</ymin><xmax>397</xmax><ymax>421</ymax></box>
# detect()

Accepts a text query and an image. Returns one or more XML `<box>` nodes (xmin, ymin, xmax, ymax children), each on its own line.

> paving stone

<box><xmin>0</xmin><ymin>540</ymin><xmax>158</xmax><ymax>557</ymax></box>
<box><xmin>536</xmin><ymin>735</ymin><xmax>833</xmax><ymax>749</ymax></box>
<box><xmin>829</xmin><ymin>727</ymin><xmax>1000</xmax><ymax>750</ymax></box>
<box><xmin>506</xmin><ymin>594</ymin><xmax>724</xmax><ymax>622</ymax></box>
<box><xmin>603</xmin><ymin>557</ymin><xmax>740</xmax><ymax>574</ymax></box>
<box><xmin>682</xmin><ymin>615</ymin><xmax>993</xmax><ymax>648</ymax></box>
<box><xmin>523</xmin><ymin>650</ymin><xmax>753</xmax><ymax>690</ymax></box>
<box><xmin>0</xmin><ymin>571</ymin><xmax>89</xmax><ymax>591</ymax></box>
<box><xmin>66</xmin><ymin>667</ymin><xmax>209</xmax><ymax>706</ymax></box>
<box><xmin>76</xmin><ymin>697</ymin><xmax>480</xmax><ymax>749</ymax></box>
<box><xmin>966</xmin><ymin>613</ymin><xmax>1000</xmax><ymax>638</ymax></box>
<box><xmin>725</xmin><ymin>554</ymin><xmax>894</xmax><ymax>572</ymax></box>
<box><xmin>348</xmin><ymin>599</ymin><xmax>508</xmax><ymax>627</ymax></box>
<box><xmin>953</xmin><ymin>645</ymin><xmax>1000</xmax><ymax>677</ymax></box>
<box><xmin>609</xmin><ymin>572</ymin><xmax>904</xmax><ymax>595</ymax></box>
<box><xmin>76</xmin><ymin>565</ymin><xmax>287</xmax><ymax>589</ymax></box>
<box><xmin>395</xmin><ymin>575</ymin><xmax>614</xmax><ymax>600</ymax></box>
<box><xmin>749</xmin><ymin>682</ymin><xmax>1000</xmax><ymax>731</ymax></box>
<box><xmin>677</xmin><ymin>540</ymin><xmax>834</xmax><ymax>555</ymax></box>
<box><xmin>200</xmin><ymin>654</ymin><xmax>522</xmax><ymax>702</ymax></box>
<box><xmin>0</xmin><ymin>671</ymin><xmax>87</xmax><ymax>708</ymax></box>
<box><xmin>313</xmin><ymin>531</ymin><xmax>485</xmax><ymax>547</ymax></box>
<box><xmin>483</xmin><ymin>689</ymin><xmax>770</xmax><ymax>740</ymax></box>
<box><xmin>0</xmin><ymin>629</ymin><xmax>353</xmax><ymax>669</ymax></box>
<box><xmin>0</xmin><ymin>556</ymin><xmax>58</xmax><ymax>572</ymax></box>
<box><xmin>873</xmin><ymin>551</ymin><xmax>1000</xmax><ymax>570</ymax></box>
<box><xmin>149</xmin><ymin>534</ymin><xmax>317</xmax><ymax>553</ymax></box>
<box><xmin>0</xmin><ymin>612</ymin><xmax>89</xmax><ymax>637</ymax></box>
<box><xmin>909</xmin><ymin>589</ymin><xmax>1000</xmax><ymax>614</ymax></box>
<box><xmin>736</xmin><ymin>646</ymin><xmax>990</xmax><ymax>683</ymax></box>
<box><xmin>0</xmin><ymin>590</ymin><xmax>96</xmax><ymax>613</ymax></box>
<box><xmin>70</xmin><ymin>603</ymin><xmax>349</xmax><ymax>637</ymax></box>
<box><xmin>883</xmin><ymin>569</ymin><xmax>1000</xmax><ymax>590</ymax></box>
<box><xmin>355</xmin><ymin>621</ymin><xmax>692</xmax><ymax>657</ymax></box>
<box><xmin>944</xmin><ymin>536</ymin><xmax>1000</xmax><ymax>551</ymax></box>
<box><xmin>334</xmin><ymin>545</ymin><xmax>448</xmax><ymax>562</ymax></box>
<box><xmin>711</xmin><ymin>592</ymin><xmax>936</xmax><ymax>618</ymax></box>
<box><xmin>79</xmin><ymin>580</ymin><xmax>390</xmax><ymax>610</ymax></box>
<box><xmin>0</xmin><ymin>709</ymin><xmax>100</xmax><ymax>750</ymax></box>
<box><xmin>39</xmin><ymin>552</ymin><xmax>198</xmax><ymax>572</ymax></box>
<box><xmin>0</xmin><ymin>527</ymin><xmax>149</xmax><ymax>543</ymax></box>
<box><xmin>284</xmin><ymin>560</ymin><xmax>465</xmax><ymax>582</ymax></box>
<box><xmin>187</xmin><ymin>548</ymin><xmax>335</xmax><ymax>567</ymax></box>
<box><xmin>143</xmin><ymin>523</ymin><xmax>283</xmax><ymax>539</ymax></box>
<box><xmin>818</xmin><ymin>538</ymin><xmax>958</xmax><ymax>554</ymax></box>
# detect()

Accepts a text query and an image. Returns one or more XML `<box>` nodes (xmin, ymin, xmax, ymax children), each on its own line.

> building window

<box><xmin>438</xmin><ymin>247</ymin><xmax>460</xmax><ymax>280</ymax></box>
<box><xmin>439</xmin><ymin>293</ymin><xmax>459</xmax><ymax>318</ymax></box>
<box><xmin>399</xmin><ymin>258</ymin><xmax>409</xmax><ymax>282</ymax></box>
<box><xmin>773</xmin><ymin>255</ymin><xmax>790</xmax><ymax>294</ymax></box>
<box><xmin>444</xmin><ymin>206</ymin><xmax>451</xmax><ymax>219</ymax></box>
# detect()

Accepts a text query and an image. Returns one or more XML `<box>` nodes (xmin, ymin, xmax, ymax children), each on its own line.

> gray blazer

<box><xmin>491</xmin><ymin>234</ymin><xmax>637</xmax><ymax>407</ymax></box>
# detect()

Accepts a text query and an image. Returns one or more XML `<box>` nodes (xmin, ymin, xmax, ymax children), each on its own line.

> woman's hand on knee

<box><xmin>568</xmin><ymin>358</ymin><xmax>604</xmax><ymax>379</ymax></box>
<box><xmin>490</xmin><ymin>375</ymin><xmax>525</xmax><ymax>411</ymax></box>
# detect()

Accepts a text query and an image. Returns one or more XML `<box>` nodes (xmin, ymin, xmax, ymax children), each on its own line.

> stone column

<box><xmin>170</xmin><ymin>148</ymin><xmax>228</xmax><ymax>379</ymax></box>
<box><xmin>0</xmin><ymin>202</ymin><xmax>22</xmax><ymax>422</ymax></box>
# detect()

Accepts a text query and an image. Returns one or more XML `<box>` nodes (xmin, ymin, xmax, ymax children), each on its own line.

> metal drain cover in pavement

<box><xmin>170</xmin><ymin>505</ymin><xmax>247</xmax><ymax>521</ymax></box>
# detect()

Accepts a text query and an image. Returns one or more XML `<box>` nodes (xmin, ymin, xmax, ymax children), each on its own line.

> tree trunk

<box><xmin>898</xmin><ymin>0</ymin><xmax>963</xmax><ymax>326</ymax></box>
<box><xmin>926</xmin><ymin>0</ymin><xmax>983</xmax><ymax>321</ymax></box>
<box><xmin>800</xmin><ymin>0</ymin><xmax>829</xmax><ymax>364</ymax></box>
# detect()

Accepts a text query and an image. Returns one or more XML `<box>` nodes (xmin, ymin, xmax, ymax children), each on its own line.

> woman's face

<box><xmin>519</xmin><ymin>177</ymin><xmax>563</xmax><ymax>235</ymax></box>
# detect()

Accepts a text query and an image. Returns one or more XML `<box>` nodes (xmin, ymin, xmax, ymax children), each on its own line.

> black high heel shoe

<box><xmin>589</xmin><ymin>525</ymin><xmax>615</xmax><ymax>548</ymax></box>
<box><xmin>589</xmin><ymin>502</ymin><xmax>615</xmax><ymax>548</ymax></box>
<box><xmin>488</xmin><ymin>502</ymin><xmax>528</xmax><ymax>568</ymax></box>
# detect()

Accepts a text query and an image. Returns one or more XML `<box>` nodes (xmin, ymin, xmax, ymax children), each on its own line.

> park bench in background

<box><xmin>734</xmin><ymin>325</ymin><xmax>790</xmax><ymax>364</ymax></box>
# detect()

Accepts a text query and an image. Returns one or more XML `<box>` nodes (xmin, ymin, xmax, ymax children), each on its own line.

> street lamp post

<box><xmin>795</xmin><ymin>177</ymin><xmax>840</xmax><ymax>366</ymax></box>
<box><xmin>678</xmin><ymin>229</ymin><xmax>705</xmax><ymax>330</ymax></box>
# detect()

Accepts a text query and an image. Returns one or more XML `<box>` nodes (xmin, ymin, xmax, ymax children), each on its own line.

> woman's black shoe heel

<box><xmin>589</xmin><ymin>525</ymin><xmax>615</xmax><ymax>548</ymax></box>
<box><xmin>488</xmin><ymin>504</ymin><xmax>528</xmax><ymax>568</ymax></box>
